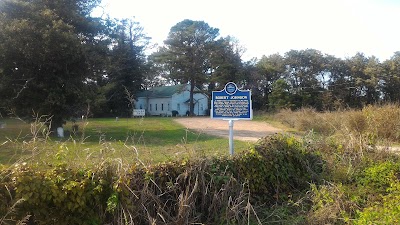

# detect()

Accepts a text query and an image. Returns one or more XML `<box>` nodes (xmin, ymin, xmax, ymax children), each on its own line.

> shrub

<box><xmin>354</xmin><ymin>162</ymin><xmax>400</xmax><ymax>224</ymax></box>
<box><xmin>356</xmin><ymin>161</ymin><xmax>400</xmax><ymax>194</ymax></box>
<box><xmin>235</xmin><ymin>134</ymin><xmax>325</xmax><ymax>201</ymax></box>
<box><xmin>306</xmin><ymin>160</ymin><xmax>400</xmax><ymax>225</ymax></box>
<box><xmin>0</xmin><ymin>167</ymin><xmax>14</xmax><ymax>223</ymax></box>
<box><xmin>171</xmin><ymin>110</ymin><xmax>179</xmax><ymax>117</ymax></box>
<box><xmin>1</xmin><ymin>164</ymin><xmax>115</xmax><ymax>225</ymax></box>
<box><xmin>354</xmin><ymin>190</ymin><xmax>400</xmax><ymax>225</ymax></box>
<box><xmin>307</xmin><ymin>182</ymin><xmax>360</xmax><ymax>225</ymax></box>
<box><xmin>0</xmin><ymin>134</ymin><xmax>326</xmax><ymax>224</ymax></box>
<box><xmin>118</xmin><ymin>159</ymin><xmax>254</xmax><ymax>225</ymax></box>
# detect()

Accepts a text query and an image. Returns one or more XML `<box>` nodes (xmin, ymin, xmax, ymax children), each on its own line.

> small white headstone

<box><xmin>57</xmin><ymin>127</ymin><xmax>64</xmax><ymax>138</ymax></box>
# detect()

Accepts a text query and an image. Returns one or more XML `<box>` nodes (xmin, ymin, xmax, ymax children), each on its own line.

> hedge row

<box><xmin>0</xmin><ymin>134</ymin><xmax>324</xmax><ymax>225</ymax></box>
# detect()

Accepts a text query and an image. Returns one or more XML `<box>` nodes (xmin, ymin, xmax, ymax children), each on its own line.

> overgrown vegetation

<box><xmin>0</xmin><ymin>117</ymin><xmax>249</xmax><ymax>165</ymax></box>
<box><xmin>2</xmin><ymin>105</ymin><xmax>400</xmax><ymax>224</ymax></box>
<box><xmin>273</xmin><ymin>104</ymin><xmax>400</xmax><ymax>224</ymax></box>
<box><xmin>275</xmin><ymin>104</ymin><xmax>400</xmax><ymax>142</ymax></box>
<box><xmin>0</xmin><ymin>133</ymin><xmax>324</xmax><ymax>224</ymax></box>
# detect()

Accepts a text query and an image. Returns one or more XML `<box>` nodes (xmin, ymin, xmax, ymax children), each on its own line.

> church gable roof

<box><xmin>137</xmin><ymin>84</ymin><xmax>186</xmax><ymax>98</ymax></box>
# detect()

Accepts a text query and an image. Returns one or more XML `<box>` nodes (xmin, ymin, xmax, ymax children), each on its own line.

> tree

<box><xmin>254</xmin><ymin>54</ymin><xmax>285</xmax><ymax>109</ymax></box>
<box><xmin>324</xmin><ymin>55</ymin><xmax>351</xmax><ymax>109</ymax></box>
<box><xmin>364</xmin><ymin>56</ymin><xmax>383</xmax><ymax>104</ymax></box>
<box><xmin>152</xmin><ymin>19</ymin><xmax>219</xmax><ymax>115</ymax></box>
<box><xmin>268</xmin><ymin>79</ymin><xmax>293</xmax><ymax>110</ymax></box>
<box><xmin>346</xmin><ymin>53</ymin><xmax>382</xmax><ymax>107</ymax></box>
<box><xmin>105</xmin><ymin>19</ymin><xmax>149</xmax><ymax>117</ymax></box>
<box><xmin>208</xmin><ymin>36</ymin><xmax>244</xmax><ymax>92</ymax></box>
<box><xmin>382</xmin><ymin>52</ymin><xmax>400</xmax><ymax>102</ymax></box>
<box><xmin>283</xmin><ymin>49</ymin><xmax>326</xmax><ymax>109</ymax></box>
<box><xmin>143</xmin><ymin>56</ymin><xmax>168</xmax><ymax>90</ymax></box>
<box><xmin>0</xmin><ymin>0</ymin><xmax>105</xmax><ymax>128</ymax></box>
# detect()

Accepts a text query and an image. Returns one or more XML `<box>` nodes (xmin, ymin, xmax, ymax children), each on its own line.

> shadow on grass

<box><xmin>0</xmin><ymin>117</ymin><xmax>249</xmax><ymax>166</ymax></box>
<box><xmin>79</xmin><ymin>126</ymin><xmax>221</xmax><ymax>145</ymax></box>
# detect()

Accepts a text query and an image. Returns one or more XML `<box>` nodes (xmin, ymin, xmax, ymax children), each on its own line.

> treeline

<box><xmin>0</xmin><ymin>0</ymin><xmax>150</xmax><ymax>126</ymax></box>
<box><xmin>245</xmin><ymin>49</ymin><xmax>400</xmax><ymax>111</ymax></box>
<box><xmin>1</xmin><ymin>0</ymin><xmax>400</xmax><ymax>125</ymax></box>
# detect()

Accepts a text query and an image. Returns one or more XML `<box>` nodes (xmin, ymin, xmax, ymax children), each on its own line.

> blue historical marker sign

<box><xmin>211</xmin><ymin>82</ymin><xmax>252</xmax><ymax>120</ymax></box>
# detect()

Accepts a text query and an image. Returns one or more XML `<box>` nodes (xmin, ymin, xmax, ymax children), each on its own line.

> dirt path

<box><xmin>173</xmin><ymin>117</ymin><xmax>282</xmax><ymax>142</ymax></box>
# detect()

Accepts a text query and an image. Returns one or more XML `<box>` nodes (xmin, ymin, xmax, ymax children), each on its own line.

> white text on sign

<box><xmin>215</xmin><ymin>96</ymin><xmax>247</xmax><ymax>100</ymax></box>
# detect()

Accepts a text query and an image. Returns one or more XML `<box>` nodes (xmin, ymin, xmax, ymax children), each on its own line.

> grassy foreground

<box><xmin>3</xmin><ymin>105</ymin><xmax>400</xmax><ymax>224</ymax></box>
<box><xmin>0</xmin><ymin>117</ymin><xmax>250</xmax><ymax>166</ymax></box>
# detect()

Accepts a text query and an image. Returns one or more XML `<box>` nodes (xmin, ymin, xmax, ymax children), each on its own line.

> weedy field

<box><xmin>2</xmin><ymin>105</ymin><xmax>400</xmax><ymax>225</ymax></box>
<box><xmin>0</xmin><ymin>117</ymin><xmax>250</xmax><ymax>166</ymax></box>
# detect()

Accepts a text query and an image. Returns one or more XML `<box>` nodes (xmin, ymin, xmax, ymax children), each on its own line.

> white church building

<box><xmin>134</xmin><ymin>84</ymin><xmax>209</xmax><ymax>116</ymax></box>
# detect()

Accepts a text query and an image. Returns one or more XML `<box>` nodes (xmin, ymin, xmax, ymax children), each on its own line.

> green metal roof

<box><xmin>136</xmin><ymin>84</ymin><xmax>186</xmax><ymax>98</ymax></box>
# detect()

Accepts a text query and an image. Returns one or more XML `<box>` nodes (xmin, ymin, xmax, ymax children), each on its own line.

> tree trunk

<box><xmin>189</xmin><ymin>82</ymin><xmax>195</xmax><ymax>116</ymax></box>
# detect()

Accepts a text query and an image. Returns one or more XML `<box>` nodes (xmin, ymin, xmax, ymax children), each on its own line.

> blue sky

<box><xmin>95</xmin><ymin>0</ymin><xmax>400</xmax><ymax>61</ymax></box>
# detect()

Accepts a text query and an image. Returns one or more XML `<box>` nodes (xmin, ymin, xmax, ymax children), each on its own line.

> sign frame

<box><xmin>211</xmin><ymin>82</ymin><xmax>253</xmax><ymax>120</ymax></box>
<box><xmin>133</xmin><ymin>109</ymin><xmax>145</xmax><ymax>117</ymax></box>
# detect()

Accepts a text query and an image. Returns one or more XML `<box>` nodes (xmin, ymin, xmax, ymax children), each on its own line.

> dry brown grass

<box><xmin>273</xmin><ymin>104</ymin><xmax>400</xmax><ymax>185</ymax></box>
<box><xmin>275</xmin><ymin>104</ymin><xmax>400</xmax><ymax>143</ymax></box>
<box><xmin>275</xmin><ymin>108</ymin><xmax>339</xmax><ymax>136</ymax></box>
<box><xmin>307</xmin><ymin>182</ymin><xmax>359</xmax><ymax>225</ymax></box>
<box><xmin>272</xmin><ymin>104</ymin><xmax>400</xmax><ymax>192</ymax></box>
<box><xmin>363</xmin><ymin>104</ymin><xmax>400</xmax><ymax>141</ymax></box>
<box><xmin>113</xmin><ymin>159</ymin><xmax>261</xmax><ymax>225</ymax></box>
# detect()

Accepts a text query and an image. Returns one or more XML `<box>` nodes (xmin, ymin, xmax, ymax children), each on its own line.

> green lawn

<box><xmin>0</xmin><ymin>117</ymin><xmax>251</xmax><ymax>166</ymax></box>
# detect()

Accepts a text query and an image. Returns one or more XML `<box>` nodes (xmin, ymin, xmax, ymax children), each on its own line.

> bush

<box><xmin>0</xmin><ymin>134</ymin><xmax>326</xmax><ymax>224</ymax></box>
<box><xmin>306</xmin><ymin>160</ymin><xmax>400</xmax><ymax>225</ymax></box>
<box><xmin>307</xmin><ymin>180</ymin><xmax>369</xmax><ymax>225</ymax></box>
<box><xmin>355</xmin><ymin>190</ymin><xmax>400</xmax><ymax>225</ymax></box>
<box><xmin>235</xmin><ymin>134</ymin><xmax>325</xmax><ymax>201</ymax></box>
<box><xmin>171</xmin><ymin>110</ymin><xmax>179</xmax><ymax>117</ymax></box>
<box><xmin>354</xmin><ymin>161</ymin><xmax>400</xmax><ymax>224</ymax></box>
<box><xmin>116</xmin><ymin>158</ymin><xmax>271</xmax><ymax>224</ymax></box>
<box><xmin>356</xmin><ymin>161</ymin><xmax>400</xmax><ymax>194</ymax></box>
<box><xmin>0</xmin><ymin>163</ymin><xmax>115</xmax><ymax>225</ymax></box>
<box><xmin>0</xmin><ymin>158</ymin><xmax>258</xmax><ymax>224</ymax></box>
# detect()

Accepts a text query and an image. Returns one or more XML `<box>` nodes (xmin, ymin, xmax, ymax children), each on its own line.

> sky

<box><xmin>95</xmin><ymin>0</ymin><xmax>400</xmax><ymax>62</ymax></box>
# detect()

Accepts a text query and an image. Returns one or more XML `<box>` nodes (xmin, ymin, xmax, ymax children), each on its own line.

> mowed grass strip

<box><xmin>0</xmin><ymin>117</ymin><xmax>250</xmax><ymax>166</ymax></box>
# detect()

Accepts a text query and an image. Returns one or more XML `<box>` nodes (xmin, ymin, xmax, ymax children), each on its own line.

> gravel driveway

<box><xmin>173</xmin><ymin>117</ymin><xmax>282</xmax><ymax>142</ymax></box>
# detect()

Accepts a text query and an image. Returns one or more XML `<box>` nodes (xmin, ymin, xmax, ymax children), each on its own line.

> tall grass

<box><xmin>3</xmin><ymin>107</ymin><xmax>400</xmax><ymax>224</ymax></box>
<box><xmin>1</xmin><ymin>130</ymin><xmax>325</xmax><ymax>224</ymax></box>
<box><xmin>0</xmin><ymin>117</ymin><xmax>249</xmax><ymax>166</ymax></box>
<box><xmin>275</xmin><ymin>104</ymin><xmax>400</xmax><ymax>143</ymax></box>
<box><xmin>0</xmin><ymin>115</ymin><xmax>263</xmax><ymax>224</ymax></box>
<box><xmin>271</xmin><ymin>105</ymin><xmax>400</xmax><ymax>224</ymax></box>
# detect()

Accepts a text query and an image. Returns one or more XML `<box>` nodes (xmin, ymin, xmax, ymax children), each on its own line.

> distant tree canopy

<box><xmin>1</xmin><ymin>1</ymin><xmax>400</xmax><ymax>124</ymax></box>
<box><xmin>249</xmin><ymin>49</ymin><xmax>400</xmax><ymax>111</ymax></box>
<box><xmin>0</xmin><ymin>0</ymin><xmax>105</xmax><ymax>127</ymax></box>
<box><xmin>150</xmin><ymin>21</ymin><xmax>400</xmax><ymax>113</ymax></box>
<box><xmin>0</xmin><ymin>0</ymin><xmax>149</xmax><ymax>125</ymax></box>
<box><xmin>103</xmin><ymin>19</ymin><xmax>149</xmax><ymax>117</ymax></box>
<box><xmin>151</xmin><ymin>19</ymin><xmax>244</xmax><ymax>115</ymax></box>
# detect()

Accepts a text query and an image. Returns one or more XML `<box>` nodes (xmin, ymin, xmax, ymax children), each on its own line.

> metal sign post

<box><xmin>228</xmin><ymin>119</ymin><xmax>234</xmax><ymax>155</ymax></box>
<box><xmin>211</xmin><ymin>82</ymin><xmax>252</xmax><ymax>155</ymax></box>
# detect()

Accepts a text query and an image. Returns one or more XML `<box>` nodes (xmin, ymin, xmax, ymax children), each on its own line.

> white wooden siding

<box><xmin>134</xmin><ymin>85</ymin><xmax>209</xmax><ymax>116</ymax></box>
